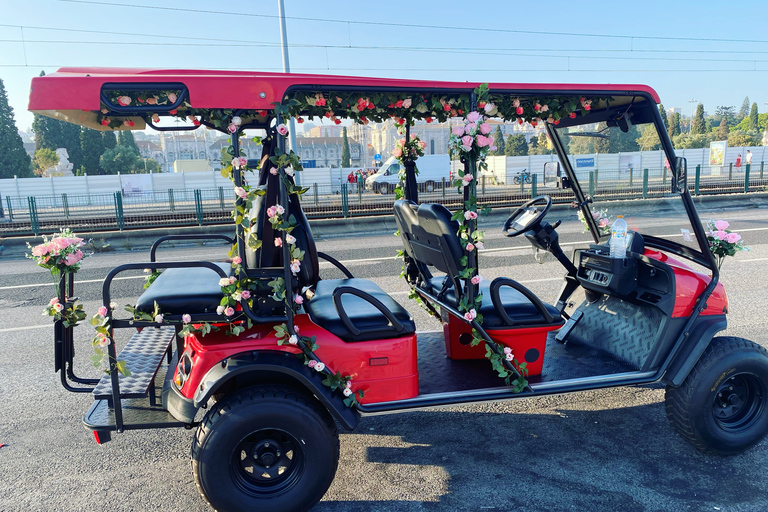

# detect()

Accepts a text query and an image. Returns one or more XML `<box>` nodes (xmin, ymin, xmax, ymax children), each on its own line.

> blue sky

<box><xmin>3</xmin><ymin>0</ymin><xmax>768</xmax><ymax>131</ymax></box>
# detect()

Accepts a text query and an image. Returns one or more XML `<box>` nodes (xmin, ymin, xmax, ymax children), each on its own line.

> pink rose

<box><xmin>290</xmin><ymin>261</ymin><xmax>301</xmax><ymax>273</ymax></box>
<box><xmin>228</xmin><ymin>276</ymin><xmax>237</xmax><ymax>284</ymax></box>
<box><xmin>599</xmin><ymin>219</ymin><xmax>609</xmax><ymax>228</ymax></box>
<box><xmin>516</xmin><ymin>106</ymin><xmax>524</xmax><ymax>115</ymax></box>
<box><xmin>154</xmin><ymin>314</ymin><xmax>164</xmax><ymax>324</ymax></box>
<box><xmin>116</xmin><ymin>96</ymin><xmax>131</xmax><ymax>106</ymax></box>
<box><xmin>464</xmin><ymin>211</ymin><xmax>478</xmax><ymax>220</ymax></box>
<box><xmin>270</xmin><ymin>167</ymin><xmax>278</xmax><ymax>175</ymax></box>
<box><xmin>714</xmin><ymin>220</ymin><xmax>730</xmax><ymax>231</ymax></box>
<box><xmin>714</xmin><ymin>230</ymin><xmax>727</xmax><ymax>241</ymax></box>
<box><xmin>98</xmin><ymin>335</ymin><xmax>110</xmax><ymax>347</ymax></box>
<box><xmin>63</xmin><ymin>253</ymin><xmax>79</xmax><ymax>266</ymax></box>
<box><xmin>513</xmin><ymin>99</ymin><xmax>520</xmax><ymax>108</ymax></box>
<box><xmin>466</xmin><ymin>111</ymin><xmax>481</xmax><ymax>123</ymax></box>
<box><xmin>231</xmin><ymin>256</ymin><xmax>242</xmax><ymax>265</ymax></box>
<box><xmin>463</xmin><ymin>174</ymin><xmax>474</xmax><ymax>183</ymax></box>
<box><xmin>476</xmin><ymin>135</ymin><xmax>492</xmax><ymax>148</ymax></box>
<box><xmin>466</xmin><ymin>243</ymin><xmax>475</xmax><ymax>252</ymax></box>
<box><xmin>465</xmin><ymin>122</ymin><xmax>477</xmax><ymax>134</ymax></box>
<box><xmin>452</xmin><ymin>126</ymin><xmax>465</xmax><ymax>137</ymax></box>
<box><xmin>97</xmin><ymin>306</ymin><xmax>108</xmax><ymax>317</ymax></box>
<box><xmin>463</xmin><ymin>309</ymin><xmax>477</xmax><ymax>322</ymax></box>
<box><xmin>49</xmin><ymin>297</ymin><xmax>59</xmax><ymax>305</ymax></box>
<box><xmin>167</xmin><ymin>93</ymin><xmax>177</xmax><ymax>103</ymax></box>
<box><xmin>725</xmin><ymin>232</ymin><xmax>741</xmax><ymax>244</ymax></box>
<box><xmin>308</xmin><ymin>359</ymin><xmax>317</xmax><ymax>368</ymax></box>
<box><xmin>182</xmin><ymin>314</ymin><xmax>192</xmax><ymax>324</ymax></box>
<box><xmin>294</xmin><ymin>294</ymin><xmax>304</xmax><ymax>305</ymax></box>
<box><xmin>146</xmin><ymin>97</ymin><xmax>157</xmax><ymax>105</ymax></box>
<box><xmin>534</xmin><ymin>103</ymin><xmax>541</xmax><ymax>112</ymax></box>
<box><xmin>418</xmin><ymin>140</ymin><xmax>426</xmax><ymax>149</ymax></box>
<box><xmin>504</xmin><ymin>347</ymin><xmax>513</xmax><ymax>355</ymax></box>
<box><xmin>234</xmin><ymin>187</ymin><xmax>247</xmax><ymax>199</ymax></box>
<box><xmin>392</xmin><ymin>146</ymin><xmax>402</xmax><ymax>158</ymax></box>
<box><xmin>267</xmin><ymin>206</ymin><xmax>277</xmax><ymax>218</ymax></box>
<box><xmin>151</xmin><ymin>113</ymin><xmax>160</xmax><ymax>123</ymax></box>
<box><xmin>241</xmin><ymin>290</ymin><xmax>251</xmax><ymax>300</ymax></box>
<box><xmin>461</xmin><ymin>135</ymin><xmax>473</xmax><ymax>147</ymax></box>
<box><xmin>285</xmin><ymin>234</ymin><xmax>296</xmax><ymax>244</ymax></box>
<box><xmin>541</xmin><ymin>104</ymin><xmax>549</xmax><ymax>112</ymax></box>
<box><xmin>506</xmin><ymin>353</ymin><xmax>514</xmax><ymax>361</ymax></box>
<box><xmin>475</xmin><ymin>241</ymin><xmax>484</xmax><ymax>250</ymax></box>
<box><xmin>224</xmin><ymin>307</ymin><xmax>235</xmax><ymax>317</ymax></box>
<box><xmin>403</xmin><ymin>98</ymin><xmax>412</xmax><ymax>108</ymax></box>
<box><xmin>31</xmin><ymin>244</ymin><xmax>50</xmax><ymax>257</ymax></box>
<box><xmin>54</xmin><ymin>237</ymin><xmax>70</xmax><ymax>250</ymax></box>
<box><xmin>483</xmin><ymin>102</ymin><xmax>496</xmax><ymax>113</ymax></box>
<box><xmin>277</xmin><ymin>124</ymin><xmax>289</xmax><ymax>136</ymax></box>
<box><xmin>53</xmin><ymin>303</ymin><xmax>64</xmax><ymax>312</ymax></box>
<box><xmin>471</xmin><ymin>275</ymin><xmax>482</xmax><ymax>285</ymax></box>
<box><xmin>276</xmin><ymin>205</ymin><xmax>285</xmax><ymax>215</ymax></box>
<box><xmin>228</xmin><ymin>123</ymin><xmax>237</xmax><ymax>133</ymax></box>
<box><xmin>274</xmin><ymin>237</ymin><xmax>283</xmax><ymax>247</ymax></box>
<box><xmin>479</xmin><ymin>123</ymin><xmax>491</xmax><ymax>135</ymax></box>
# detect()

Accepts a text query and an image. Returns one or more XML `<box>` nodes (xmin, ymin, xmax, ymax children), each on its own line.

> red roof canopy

<box><xmin>29</xmin><ymin>67</ymin><xmax>661</xmax><ymax>113</ymax></box>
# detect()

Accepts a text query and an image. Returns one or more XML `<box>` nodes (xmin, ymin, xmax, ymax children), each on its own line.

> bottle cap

<box><xmin>617</xmin><ymin>215</ymin><xmax>624</xmax><ymax>218</ymax></box>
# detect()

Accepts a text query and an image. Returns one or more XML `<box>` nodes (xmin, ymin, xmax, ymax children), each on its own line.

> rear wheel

<box><xmin>192</xmin><ymin>385</ymin><xmax>339</xmax><ymax>512</ymax></box>
<box><xmin>665</xmin><ymin>336</ymin><xmax>768</xmax><ymax>455</ymax></box>
<box><xmin>379</xmin><ymin>183</ymin><xmax>392</xmax><ymax>194</ymax></box>
<box><xmin>424</xmin><ymin>180</ymin><xmax>435</xmax><ymax>193</ymax></box>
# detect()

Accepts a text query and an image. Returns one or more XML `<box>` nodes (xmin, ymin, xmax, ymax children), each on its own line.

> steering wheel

<box><xmin>502</xmin><ymin>195</ymin><xmax>552</xmax><ymax>237</ymax></box>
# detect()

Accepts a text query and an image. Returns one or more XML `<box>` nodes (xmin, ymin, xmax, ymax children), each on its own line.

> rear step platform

<box><xmin>92</xmin><ymin>326</ymin><xmax>175</xmax><ymax>401</ymax></box>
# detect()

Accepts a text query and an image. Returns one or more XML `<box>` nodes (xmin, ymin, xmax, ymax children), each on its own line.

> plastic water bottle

<box><xmin>609</xmin><ymin>215</ymin><xmax>628</xmax><ymax>258</ymax></box>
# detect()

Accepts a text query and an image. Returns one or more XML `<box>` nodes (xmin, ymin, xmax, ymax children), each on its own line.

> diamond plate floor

<box><xmin>416</xmin><ymin>331</ymin><xmax>638</xmax><ymax>395</ymax></box>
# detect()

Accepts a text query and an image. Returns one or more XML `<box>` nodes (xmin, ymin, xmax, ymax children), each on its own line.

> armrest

<box><xmin>150</xmin><ymin>234</ymin><xmax>235</xmax><ymax>262</ymax></box>
<box><xmin>317</xmin><ymin>251</ymin><xmax>354</xmax><ymax>279</ymax></box>
<box><xmin>331</xmin><ymin>286</ymin><xmax>404</xmax><ymax>337</ymax></box>
<box><xmin>489</xmin><ymin>277</ymin><xmax>556</xmax><ymax>326</ymax></box>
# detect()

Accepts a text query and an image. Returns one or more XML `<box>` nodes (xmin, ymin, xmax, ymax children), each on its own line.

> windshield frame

<box><xmin>546</xmin><ymin>92</ymin><xmax>717</xmax><ymax>272</ymax></box>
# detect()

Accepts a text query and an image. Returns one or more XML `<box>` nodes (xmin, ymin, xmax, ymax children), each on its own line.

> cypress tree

<box><xmin>117</xmin><ymin>130</ymin><xmax>139</xmax><ymax>152</ymax></box>
<box><xmin>103</xmin><ymin>130</ymin><xmax>117</xmax><ymax>150</ymax></box>
<box><xmin>341</xmin><ymin>127</ymin><xmax>351</xmax><ymax>168</ymax></box>
<box><xmin>671</xmin><ymin>113</ymin><xmax>681</xmax><ymax>136</ymax></box>
<box><xmin>738</xmin><ymin>96</ymin><xmax>750</xmax><ymax>120</ymax></box>
<box><xmin>491</xmin><ymin>126</ymin><xmax>505</xmax><ymax>155</ymax></box>
<box><xmin>749</xmin><ymin>102</ymin><xmax>759</xmax><ymax>131</ymax></box>
<box><xmin>716</xmin><ymin>118</ymin><xmax>729</xmax><ymax>140</ymax></box>
<box><xmin>0</xmin><ymin>78</ymin><xmax>33</xmax><ymax>178</ymax></box>
<box><xmin>659</xmin><ymin>104</ymin><xmax>669</xmax><ymax>131</ymax></box>
<box><xmin>691</xmin><ymin>104</ymin><xmax>706</xmax><ymax>135</ymax></box>
<box><xmin>505</xmin><ymin>134</ymin><xmax>528</xmax><ymax>156</ymax></box>
<box><xmin>81</xmin><ymin>127</ymin><xmax>105</xmax><ymax>174</ymax></box>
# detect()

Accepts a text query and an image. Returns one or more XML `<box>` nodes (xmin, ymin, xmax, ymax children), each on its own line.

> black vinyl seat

<box><xmin>427</xmin><ymin>277</ymin><xmax>562</xmax><ymax>329</ymax></box>
<box><xmin>135</xmin><ymin>262</ymin><xmax>232</xmax><ymax>315</ymax></box>
<box><xmin>302</xmin><ymin>278</ymin><xmax>416</xmax><ymax>342</ymax></box>
<box><xmin>394</xmin><ymin>199</ymin><xmax>562</xmax><ymax>329</ymax></box>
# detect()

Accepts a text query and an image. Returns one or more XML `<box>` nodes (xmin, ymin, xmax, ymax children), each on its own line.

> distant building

<box><xmin>304</xmin><ymin>125</ymin><xmax>343</xmax><ymax>138</ymax></box>
<box><xmin>296</xmin><ymin>136</ymin><xmax>362</xmax><ymax>168</ymax></box>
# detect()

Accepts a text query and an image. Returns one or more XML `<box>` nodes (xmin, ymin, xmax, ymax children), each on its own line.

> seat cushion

<box><xmin>303</xmin><ymin>278</ymin><xmax>416</xmax><ymax>342</ymax></box>
<box><xmin>136</xmin><ymin>263</ymin><xmax>232</xmax><ymax>315</ymax></box>
<box><xmin>427</xmin><ymin>277</ymin><xmax>562</xmax><ymax>329</ymax></box>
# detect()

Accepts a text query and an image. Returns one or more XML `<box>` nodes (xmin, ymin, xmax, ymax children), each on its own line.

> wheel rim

<box><xmin>231</xmin><ymin>428</ymin><xmax>304</xmax><ymax>496</ymax></box>
<box><xmin>712</xmin><ymin>373</ymin><xmax>767</xmax><ymax>433</ymax></box>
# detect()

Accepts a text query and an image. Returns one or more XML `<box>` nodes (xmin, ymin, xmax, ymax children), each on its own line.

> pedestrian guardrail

<box><xmin>1</xmin><ymin>165</ymin><xmax>766</xmax><ymax>237</ymax></box>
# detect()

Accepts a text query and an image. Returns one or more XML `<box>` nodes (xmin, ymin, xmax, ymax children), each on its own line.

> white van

<box><xmin>365</xmin><ymin>155</ymin><xmax>451</xmax><ymax>194</ymax></box>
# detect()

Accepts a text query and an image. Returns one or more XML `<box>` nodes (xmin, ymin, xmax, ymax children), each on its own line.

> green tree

<box><xmin>716</xmin><ymin>118</ymin><xmax>729</xmax><ymax>141</ymax></box>
<box><xmin>714</xmin><ymin>105</ymin><xmax>736</xmax><ymax>126</ymax></box>
<box><xmin>80</xmin><ymin>127</ymin><xmax>105</xmax><ymax>174</ymax></box>
<box><xmin>659</xmin><ymin>104</ymin><xmax>669</xmax><ymax>132</ymax></box>
<box><xmin>672</xmin><ymin>133</ymin><xmax>711</xmax><ymax>149</ymax></box>
<box><xmin>33</xmin><ymin>148</ymin><xmax>60</xmax><ymax>176</ymax></box>
<box><xmin>490</xmin><ymin>126</ymin><xmax>505</xmax><ymax>155</ymax></box>
<box><xmin>728</xmin><ymin>130</ymin><xmax>760</xmax><ymax>147</ymax></box>
<box><xmin>749</xmin><ymin>102</ymin><xmax>759</xmax><ymax>131</ymax></box>
<box><xmin>117</xmin><ymin>130</ymin><xmax>139</xmax><ymax>152</ymax></box>
<box><xmin>103</xmin><ymin>130</ymin><xmax>117</xmax><ymax>150</ymax></box>
<box><xmin>144</xmin><ymin>158</ymin><xmax>161</xmax><ymax>172</ymax></box>
<box><xmin>691</xmin><ymin>104</ymin><xmax>706</xmax><ymax>135</ymax></box>
<box><xmin>671</xmin><ymin>113</ymin><xmax>682</xmax><ymax>136</ymax></box>
<box><xmin>636</xmin><ymin>124</ymin><xmax>661</xmax><ymax>151</ymax></box>
<box><xmin>0</xmin><ymin>78</ymin><xmax>33</xmax><ymax>178</ymax></box>
<box><xmin>505</xmin><ymin>134</ymin><xmax>528</xmax><ymax>156</ymax></box>
<box><xmin>340</xmin><ymin>127</ymin><xmax>351</xmax><ymax>167</ymax></box>
<box><xmin>100</xmin><ymin>145</ymin><xmax>143</xmax><ymax>174</ymax></box>
<box><xmin>738</xmin><ymin>96</ymin><xmax>750</xmax><ymax>120</ymax></box>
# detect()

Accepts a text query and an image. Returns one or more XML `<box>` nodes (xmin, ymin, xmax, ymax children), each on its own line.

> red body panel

<box><xmin>176</xmin><ymin>314</ymin><xmax>418</xmax><ymax>405</ymax></box>
<box><xmin>28</xmin><ymin>67</ymin><xmax>661</xmax><ymax>112</ymax></box>
<box><xmin>442</xmin><ymin>313</ymin><xmax>558</xmax><ymax>376</ymax></box>
<box><xmin>644</xmin><ymin>250</ymin><xmax>728</xmax><ymax>318</ymax></box>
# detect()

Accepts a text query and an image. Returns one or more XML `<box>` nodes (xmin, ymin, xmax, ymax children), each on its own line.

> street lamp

<box><xmin>688</xmin><ymin>99</ymin><xmax>697</xmax><ymax>134</ymax></box>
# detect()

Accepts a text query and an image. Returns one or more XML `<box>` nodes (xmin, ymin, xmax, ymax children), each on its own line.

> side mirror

<box><xmin>673</xmin><ymin>156</ymin><xmax>687</xmax><ymax>193</ymax></box>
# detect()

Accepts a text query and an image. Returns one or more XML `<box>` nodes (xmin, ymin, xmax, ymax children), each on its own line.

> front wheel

<box><xmin>665</xmin><ymin>336</ymin><xmax>768</xmax><ymax>455</ymax></box>
<box><xmin>513</xmin><ymin>176</ymin><xmax>521</xmax><ymax>185</ymax></box>
<box><xmin>192</xmin><ymin>385</ymin><xmax>339</xmax><ymax>512</ymax></box>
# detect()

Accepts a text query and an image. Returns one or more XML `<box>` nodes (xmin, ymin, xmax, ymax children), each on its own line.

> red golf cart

<box><xmin>29</xmin><ymin>69</ymin><xmax>768</xmax><ymax>512</ymax></box>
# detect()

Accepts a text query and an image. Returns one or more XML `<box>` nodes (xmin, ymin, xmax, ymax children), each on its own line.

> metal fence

<box><xmin>1</xmin><ymin>162</ymin><xmax>766</xmax><ymax>237</ymax></box>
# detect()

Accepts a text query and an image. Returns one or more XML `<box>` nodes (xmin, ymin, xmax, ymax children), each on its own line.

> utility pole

<box><xmin>278</xmin><ymin>0</ymin><xmax>300</xmax><ymax>184</ymax></box>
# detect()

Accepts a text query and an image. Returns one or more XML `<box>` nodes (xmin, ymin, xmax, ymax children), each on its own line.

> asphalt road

<box><xmin>1</xmin><ymin>200</ymin><xmax>767</xmax><ymax>512</ymax></box>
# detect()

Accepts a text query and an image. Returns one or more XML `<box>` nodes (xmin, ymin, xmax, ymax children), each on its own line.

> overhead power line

<box><xmin>57</xmin><ymin>0</ymin><xmax>768</xmax><ymax>45</ymax></box>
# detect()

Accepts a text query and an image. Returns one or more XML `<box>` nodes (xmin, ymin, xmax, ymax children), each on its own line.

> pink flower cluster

<box><xmin>449</xmin><ymin>111</ymin><xmax>497</xmax><ymax>155</ymax></box>
<box><xmin>28</xmin><ymin>231</ymin><xmax>87</xmax><ymax>270</ymax></box>
<box><xmin>266</xmin><ymin>204</ymin><xmax>285</xmax><ymax>218</ymax></box>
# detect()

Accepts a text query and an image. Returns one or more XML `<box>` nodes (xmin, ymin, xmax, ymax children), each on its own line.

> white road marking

<box><xmin>0</xmin><ymin>324</ymin><xmax>50</xmax><ymax>333</ymax></box>
<box><xmin>0</xmin><ymin>275</ymin><xmax>144</xmax><ymax>291</ymax></box>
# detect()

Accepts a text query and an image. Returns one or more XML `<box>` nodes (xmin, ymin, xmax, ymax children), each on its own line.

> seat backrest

<box><xmin>244</xmin><ymin>142</ymin><xmax>320</xmax><ymax>290</ymax></box>
<box><xmin>393</xmin><ymin>199</ymin><xmax>464</xmax><ymax>291</ymax></box>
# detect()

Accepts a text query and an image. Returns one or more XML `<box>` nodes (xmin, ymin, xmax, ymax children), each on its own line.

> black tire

<box><xmin>191</xmin><ymin>385</ymin><xmax>339</xmax><ymax>512</ymax></box>
<box><xmin>380</xmin><ymin>183</ymin><xmax>392</xmax><ymax>194</ymax></box>
<box><xmin>424</xmin><ymin>181</ymin><xmax>435</xmax><ymax>193</ymax></box>
<box><xmin>513</xmin><ymin>176</ymin><xmax>521</xmax><ymax>185</ymax></box>
<box><xmin>524</xmin><ymin>175</ymin><xmax>532</xmax><ymax>184</ymax></box>
<box><xmin>665</xmin><ymin>336</ymin><xmax>768</xmax><ymax>455</ymax></box>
